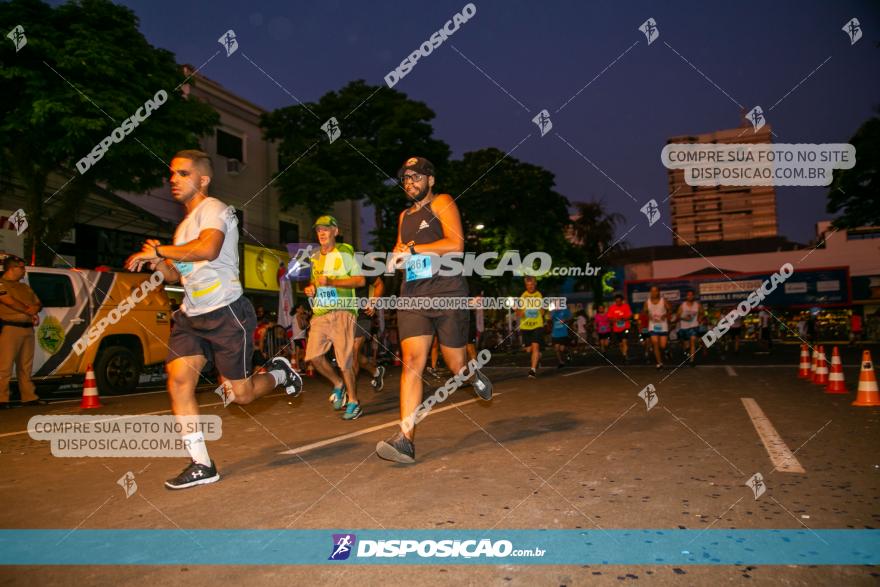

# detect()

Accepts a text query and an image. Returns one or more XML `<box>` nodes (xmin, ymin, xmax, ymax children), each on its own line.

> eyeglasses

<box><xmin>400</xmin><ymin>173</ymin><xmax>425</xmax><ymax>184</ymax></box>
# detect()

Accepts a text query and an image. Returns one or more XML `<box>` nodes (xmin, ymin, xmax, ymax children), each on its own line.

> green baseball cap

<box><xmin>313</xmin><ymin>215</ymin><xmax>338</xmax><ymax>228</ymax></box>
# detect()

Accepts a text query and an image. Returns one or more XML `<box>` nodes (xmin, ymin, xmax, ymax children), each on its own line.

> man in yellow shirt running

<box><xmin>517</xmin><ymin>276</ymin><xmax>545</xmax><ymax>378</ymax></box>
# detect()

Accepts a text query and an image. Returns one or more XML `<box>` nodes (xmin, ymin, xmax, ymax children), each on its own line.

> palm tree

<box><xmin>568</xmin><ymin>201</ymin><xmax>627</xmax><ymax>305</ymax></box>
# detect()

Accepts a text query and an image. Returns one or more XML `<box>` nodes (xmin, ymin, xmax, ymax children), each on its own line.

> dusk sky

<box><xmin>118</xmin><ymin>0</ymin><xmax>879</xmax><ymax>248</ymax></box>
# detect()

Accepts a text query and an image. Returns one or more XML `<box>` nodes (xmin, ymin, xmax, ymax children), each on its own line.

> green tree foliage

<box><xmin>261</xmin><ymin>80</ymin><xmax>451</xmax><ymax>250</ymax></box>
<box><xmin>0</xmin><ymin>0</ymin><xmax>218</xmax><ymax>264</ymax></box>
<box><xmin>827</xmin><ymin>109</ymin><xmax>880</xmax><ymax>229</ymax></box>
<box><xmin>569</xmin><ymin>200</ymin><xmax>627</xmax><ymax>304</ymax></box>
<box><xmin>444</xmin><ymin>148</ymin><xmax>574</xmax><ymax>294</ymax></box>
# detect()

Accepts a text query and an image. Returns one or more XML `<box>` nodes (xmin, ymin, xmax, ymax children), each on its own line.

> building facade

<box><xmin>2</xmin><ymin>67</ymin><xmax>362</xmax><ymax>312</ymax></box>
<box><xmin>667</xmin><ymin>123</ymin><xmax>778</xmax><ymax>245</ymax></box>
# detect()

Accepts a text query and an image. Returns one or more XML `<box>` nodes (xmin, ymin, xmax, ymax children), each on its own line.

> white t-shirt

<box><xmin>172</xmin><ymin>197</ymin><xmax>242</xmax><ymax>316</ymax></box>
<box><xmin>646</xmin><ymin>298</ymin><xmax>669</xmax><ymax>332</ymax></box>
<box><xmin>576</xmin><ymin>315</ymin><xmax>587</xmax><ymax>334</ymax></box>
<box><xmin>678</xmin><ymin>300</ymin><xmax>701</xmax><ymax>329</ymax></box>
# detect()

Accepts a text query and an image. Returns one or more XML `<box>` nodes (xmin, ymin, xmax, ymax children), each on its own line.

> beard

<box><xmin>407</xmin><ymin>182</ymin><xmax>430</xmax><ymax>203</ymax></box>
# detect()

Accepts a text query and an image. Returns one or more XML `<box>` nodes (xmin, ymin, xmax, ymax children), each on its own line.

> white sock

<box><xmin>373</xmin><ymin>367</ymin><xmax>380</xmax><ymax>377</ymax></box>
<box><xmin>269</xmin><ymin>369</ymin><xmax>286</xmax><ymax>386</ymax></box>
<box><xmin>183</xmin><ymin>432</ymin><xmax>211</xmax><ymax>466</ymax></box>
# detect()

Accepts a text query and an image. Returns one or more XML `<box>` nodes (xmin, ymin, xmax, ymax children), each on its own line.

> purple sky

<box><xmin>118</xmin><ymin>0</ymin><xmax>879</xmax><ymax>247</ymax></box>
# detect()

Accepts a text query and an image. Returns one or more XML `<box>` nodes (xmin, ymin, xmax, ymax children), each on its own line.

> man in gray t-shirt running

<box><xmin>125</xmin><ymin>150</ymin><xmax>302</xmax><ymax>490</ymax></box>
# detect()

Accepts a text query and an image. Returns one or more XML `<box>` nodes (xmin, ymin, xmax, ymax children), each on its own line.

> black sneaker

<box><xmin>266</xmin><ymin>357</ymin><xmax>303</xmax><ymax>397</ymax></box>
<box><xmin>528</xmin><ymin>368</ymin><xmax>537</xmax><ymax>379</ymax></box>
<box><xmin>376</xmin><ymin>432</ymin><xmax>415</xmax><ymax>464</ymax></box>
<box><xmin>164</xmin><ymin>460</ymin><xmax>220</xmax><ymax>490</ymax></box>
<box><xmin>471</xmin><ymin>369</ymin><xmax>492</xmax><ymax>401</ymax></box>
<box><xmin>371</xmin><ymin>365</ymin><xmax>386</xmax><ymax>392</ymax></box>
<box><xmin>556</xmin><ymin>362</ymin><xmax>565</xmax><ymax>370</ymax></box>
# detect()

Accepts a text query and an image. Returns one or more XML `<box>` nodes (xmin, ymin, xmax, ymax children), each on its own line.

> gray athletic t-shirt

<box><xmin>172</xmin><ymin>197</ymin><xmax>242</xmax><ymax>316</ymax></box>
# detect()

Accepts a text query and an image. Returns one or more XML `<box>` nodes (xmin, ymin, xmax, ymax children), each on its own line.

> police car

<box><xmin>13</xmin><ymin>265</ymin><xmax>171</xmax><ymax>396</ymax></box>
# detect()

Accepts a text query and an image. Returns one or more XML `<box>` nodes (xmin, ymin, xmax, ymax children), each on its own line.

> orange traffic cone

<box><xmin>393</xmin><ymin>355</ymin><xmax>402</xmax><ymax>367</ymax></box>
<box><xmin>305</xmin><ymin>362</ymin><xmax>314</xmax><ymax>377</ymax></box>
<box><xmin>798</xmin><ymin>344</ymin><xmax>811</xmax><ymax>379</ymax></box>
<box><xmin>852</xmin><ymin>350</ymin><xmax>880</xmax><ymax>406</ymax></box>
<box><xmin>825</xmin><ymin>346</ymin><xmax>847</xmax><ymax>394</ymax></box>
<box><xmin>813</xmin><ymin>346</ymin><xmax>828</xmax><ymax>386</ymax></box>
<box><xmin>810</xmin><ymin>347</ymin><xmax>818</xmax><ymax>380</ymax></box>
<box><xmin>80</xmin><ymin>364</ymin><xmax>102</xmax><ymax>409</ymax></box>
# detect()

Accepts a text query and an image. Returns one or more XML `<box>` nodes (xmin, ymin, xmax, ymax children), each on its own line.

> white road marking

<box><xmin>562</xmin><ymin>367</ymin><xmax>602</xmax><ymax>377</ymax></box>
<box><xmin>279</xmin><ymin>394</ymin><xmax>499</xmax><ymax>456</ymax></box>
<box><xmin>725</xmin><ymin>366</ymin><xmax>738</xmax><ymax>376</ymax></box>
<box><xmin>740</xmin><ymin>397</ymin><xmax>806</xmax><ymax>473</ymax></box>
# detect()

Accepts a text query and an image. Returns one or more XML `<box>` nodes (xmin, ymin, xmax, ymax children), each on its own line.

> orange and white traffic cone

<box><xmin>825</xmin><ymin>346</ymin><xmax>847</xmax><ymax>394</ymax></box>
<box><xmin>852</xmin><ymin>350</ymin><xmax>880</xmax><ymax>407</ymax></box>
<box><xmin>813</xmin><ymin>346</ymin><xmax>828</xmax><ymax>386</ymax></box>
<box><xmin>798</xmin><ymin>344</ymin><xmax>811</xmax><ymax>379</ymax></box>
<box><xmin>305</xmin><ymin>362</ymin><xmax>314</xmax><ymax>377</ymax></box>
<box><xmin>393</xmin><ymin>355</ymin><xmax>402</xmax><ymax>367</ymax></box>
<box><xmin>810</xmin><ymin>346</ymin><xmax>818</xmax><ymax>381</ymax></box>
<box><xmin>80</xmin><ymin>364</ymin><xmax>102</xmax><ymax>409</ymax></box>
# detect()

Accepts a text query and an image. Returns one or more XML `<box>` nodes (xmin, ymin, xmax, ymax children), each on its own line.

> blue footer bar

<box><xmin>1</xmin><ymin>529</ymin><xmax>877</xmax><ymax>565</ymax></box>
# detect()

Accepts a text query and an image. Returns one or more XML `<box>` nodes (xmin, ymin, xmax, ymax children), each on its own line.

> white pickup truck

<box><xmin>12</xmin><ymin>266</ymin><xmax>171</xmax><ymax>396</ymax></box>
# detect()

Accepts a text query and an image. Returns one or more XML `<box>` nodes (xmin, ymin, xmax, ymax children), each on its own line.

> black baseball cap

<box><xmin>398</xmin><ymin>156</ymin><xmax>435</xmax><ymax>178</ymax></box>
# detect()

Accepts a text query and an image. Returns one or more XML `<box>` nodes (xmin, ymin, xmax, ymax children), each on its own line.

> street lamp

<box><xmin>475</xmin><ymin>223</ymin><xmax>485</xmax><ymax>230</ymax></box>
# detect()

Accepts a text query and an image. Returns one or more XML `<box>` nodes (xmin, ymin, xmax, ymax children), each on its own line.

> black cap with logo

<box><xmin>397</xmin><ymin>156</ymin><xmax>435</xmax><ymax>179</ymax></box>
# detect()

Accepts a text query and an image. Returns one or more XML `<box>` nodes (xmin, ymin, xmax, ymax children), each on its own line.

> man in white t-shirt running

<box><xmin>675</xmin><ymin>289</ymin><xmax>702</xmax><ymax>367</ymax></box>
<box><xmin>125</xmin><ymin>150</ymin><xmax>302</xmax><ymax>490</ymax></box>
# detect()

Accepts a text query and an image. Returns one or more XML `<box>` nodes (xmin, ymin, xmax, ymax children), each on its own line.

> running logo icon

<box><xmin>746</xmin><ymin>106</ymin><xmax>765</xmax><ymax>132</ymax></box>
<box><xmin>117</xmin><ymin>471</ymin><xmax>138</xmax><ymax>498</ymax></box>
<box><xmin>7</xmin><ymin>25</ymin><xmax>26</xmax><ymax>52</ymax></box>
<box><xmin>842</xmin><ymin>18</ymin><xmax>862</xmax><ymax>45</ymax></box>
<box><xmin>532</xmin><ymin>109</ymin><xmax>552</xmax><ymax>137</ymax></box>
<box><xmin>9</xmin><ymin>209</ymin><xmax>28</xmax><ymax>236</ymax></box>
<box><xmin>328</xmin><ymin>534</ymin><xmax>356</xmax><ymax>560</ymax></box>
<box><xmin>640</xmin><ymin>199</ymin><xmax>660</xmax><ymax>227</ymax></box>
<box><xmin>639</xmin><ymin>18</ymin><xmax>659</xmax><ymax>45</ymax></box>
<box><xmin>745</xmin><ymin>472</ymin><xmax>766</xmax><ymax>500</ymax></box>
<box><xmin>321</xmin><ymin>117</ymin><xmax>341</xmax><ymax>143</ymax></box>
<box><xmin>218</xmin><ymin>29</ymin><xmax>239</xmax><ymax>56</ymax></box>
<box><xmin>638</xmin><ymin>383</ymin><xmax>658</xmax><ymax>411</ymax></box>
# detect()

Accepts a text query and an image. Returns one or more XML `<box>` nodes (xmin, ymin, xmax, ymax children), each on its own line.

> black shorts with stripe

<box><xmin>167</xmin><ymin>295</ymin><xmax>256</xmax><ymax>381</ymax></box>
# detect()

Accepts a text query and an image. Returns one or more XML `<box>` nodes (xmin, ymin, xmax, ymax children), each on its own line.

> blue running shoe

<box><xmin>342</xmin><ymin>401</ymin><xmax>362</xmax><ymax>420</ymax></box>
<box><xmin>330</xmin><ymin>386</ymin><xmax>346</xmax><ymax>410</ymax></box>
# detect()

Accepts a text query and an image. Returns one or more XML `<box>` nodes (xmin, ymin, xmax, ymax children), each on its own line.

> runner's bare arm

<box><xmin>153</xmin><ymin>259</ymin><xmax>181</xmax><ymax>284</ymax></box>
<box><xmin>141</xmin><ymin>239</ymin><xmax>180</xmax><ymax>283</ymax></box>
<box><xmin>417</xmin><ymin>194</ymin><xmax>463</xmax><ymax>255</ymax></box>
<box><xmin>155</xmin><ymin>229</ymin><xmax>225</xmax><ymax>262</ymax></box>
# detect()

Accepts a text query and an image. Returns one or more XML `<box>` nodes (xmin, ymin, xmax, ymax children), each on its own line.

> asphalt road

<box><xmin>1</xmin><ymin>345</ymin><xmax>878</xmax><ymax>585</ymax></box>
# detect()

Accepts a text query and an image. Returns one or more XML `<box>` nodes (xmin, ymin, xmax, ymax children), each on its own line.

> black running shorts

<box><xmin>397</xmin><ymin>308</ymin><xmax>468</xmax><ymax>348</ymax></box>
<box><xmin>521</xmin><ymin>328</ymin><xmax>545</xmax><ymax>349</ymax></box>
<box><xmin>167</xmin><ymin>295</ymin><xmax>256</xmax><ymax>381</ymax></box>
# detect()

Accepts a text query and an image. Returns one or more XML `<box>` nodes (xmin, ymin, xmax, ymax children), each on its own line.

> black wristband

<box><xmin>154</xmin><ymin>244</ymin><xmax>163</xmax><ymax>259</ymax></box>
<box><xmin>409</xmin><ymin>243</ymin><xmax>417</xmax><ymax>256</ymax></box>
